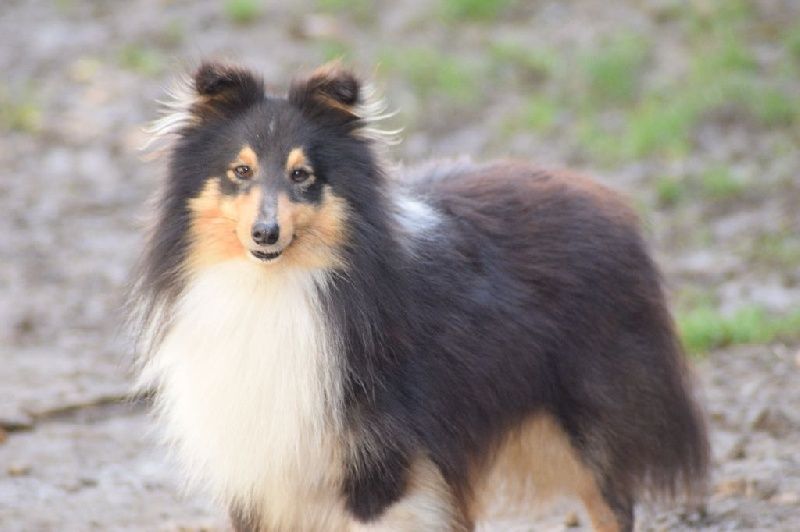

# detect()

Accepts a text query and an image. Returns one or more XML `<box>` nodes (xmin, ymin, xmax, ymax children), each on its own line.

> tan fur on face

<box><xmin>231</xmin><ymin>187</ymin><xmax>262</xmax><ymax>252</ymax></box>
<box><xmin>277</xmin><ymin>188</ymin><xmax>348</xmax><ymax>270</ymax></box>
<box><xmin>285</xmin><ymin>147</ymin><xmax>317</xmax><ymax>190</ymax></box>
<box><xmin>471</xmin><ymin>413</ymin><xmax>622</xmax><ymax>532</ymax></box>
<box><xmin>226</xmin><ymin>145</ymin><xmax>259</xmax><ymax>184</ymax></box>
<box><xmin>187</xmin><ymin>179</ymin><xmax>265</xmax><ymax>271</ymax></box>
<box><xmin>286</xmin><ymin>147</ymin><xmax>308</xmax><ymax>171</ymax></box>
<box><xmin>187</xmin><ymin>177</ymin><xmax>347</xmax><ymax>273</ymax></box>
<box><xmin>187</xmin><ymin>180</ymin><xmax>245</xmax><ymax>270</ymax></box>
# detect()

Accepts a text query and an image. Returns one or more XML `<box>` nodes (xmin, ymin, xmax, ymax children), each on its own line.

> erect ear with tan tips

<box><xmin>192</xmin><ymin>61</ymin><xmax>264</xmax><ymax>119</ymax></box>
<box><xmin>288</xmin><ymin>62</ymin><xmax>363</xmax><ymax>123</ymax></box>
<box><xmin>143</xmin><ymin>61</ymin><xmax>264</xmax><ymax>149</ymax></box>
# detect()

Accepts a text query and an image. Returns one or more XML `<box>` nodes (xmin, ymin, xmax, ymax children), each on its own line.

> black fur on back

<box><xmin>325</xmin><ymin>159</ymin><xmax>710</xmax><ymax>519</ymax></box>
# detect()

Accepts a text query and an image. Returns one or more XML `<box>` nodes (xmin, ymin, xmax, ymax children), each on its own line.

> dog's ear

<box><xmin>288</xmin><ymin>62</ymin><xmax>363</xmax><ymax>124</ymax></box>
<box><xmin>191</xmin><ymin>61</ymin><xmax>264</xmax><ymax>119</ymax></box>
<box><xmin>144</xmin><ymin>61</ymin><xmax>264</xmax><ymax>149</ymax></box>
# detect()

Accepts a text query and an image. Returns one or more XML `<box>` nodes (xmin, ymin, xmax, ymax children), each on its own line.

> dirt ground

<box><xmin>2</xmin><ymin>0</ymin><xmax>799</xmax><ymax>530</ymax></box>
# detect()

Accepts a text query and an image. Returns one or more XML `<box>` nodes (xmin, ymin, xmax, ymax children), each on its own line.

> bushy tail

<box><xmin>605</xmin><ymin>332</ymin><xmax>710</xmax><ymax>506</ymax></box>
<box><xmin>649</xmin><ymin>341</ymin><xmax>710</xmax><ymax>503</ymax></box>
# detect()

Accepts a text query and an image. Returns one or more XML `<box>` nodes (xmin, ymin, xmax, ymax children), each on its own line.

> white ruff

<box><xmin>137</xmin><ymin>259</ymin><xmax>344</xmax><ymax>528</ymax></box>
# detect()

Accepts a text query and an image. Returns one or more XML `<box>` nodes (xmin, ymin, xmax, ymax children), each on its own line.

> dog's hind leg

<box><xmin>577</xmin><ymin>479</ymin><xmax>633</xmax><ymax>532</ymax></box>
<box><xmin>350</xmin><ymin>457</ymin><xmax>472</xmax><ymax>532</ymax></box>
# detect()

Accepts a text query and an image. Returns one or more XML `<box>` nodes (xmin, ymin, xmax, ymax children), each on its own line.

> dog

<box><xmin>129</xmin><ymin>61</ymin><xmax>709</xmax><ymax>531</ymax></box>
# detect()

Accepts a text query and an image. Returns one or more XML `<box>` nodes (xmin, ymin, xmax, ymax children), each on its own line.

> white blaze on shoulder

<box><xmin>137</xmin><ymin>259</ymin><xmax>343</xmax><ymax>527</ymax></box>
<box><xmin>393</xmin><ymin>194</ymin><xmax>442</xmax><ymax>247</ymax></box>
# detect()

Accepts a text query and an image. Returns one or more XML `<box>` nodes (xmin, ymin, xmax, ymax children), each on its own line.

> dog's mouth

<box><xmin>250</xmin><ymin>249</ymin><xmax>283</xmax><ymax>262</ymax></box>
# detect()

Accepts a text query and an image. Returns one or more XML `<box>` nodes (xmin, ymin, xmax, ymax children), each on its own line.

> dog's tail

<box><xmin>643</xmin><ymin>333</ymin><xmax>710</xmax><ymax>503</ymax></box>
<box><xmin>574</xmin><ymin>302</ymin><xmax>711</xmax><ymax>508</ymax></box>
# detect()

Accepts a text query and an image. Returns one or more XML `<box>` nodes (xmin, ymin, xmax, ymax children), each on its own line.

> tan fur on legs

<box><xmin>578</xmin><ymin>481</ymin><xmax>622</xmax><ymax>532</ymax></box>
<box><xmin>470</xmin><ymin>413</ymin><xmax>620</xmax><ymax>531</ymax></box>
<box><xmin>352</xmin><ymin>457</ymin><xmax>471</xmax><ymax>532</ymax></box>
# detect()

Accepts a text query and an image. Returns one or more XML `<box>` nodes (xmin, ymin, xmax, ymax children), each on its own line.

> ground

<box><xmin>1</xmin><ymin>0</ymin><xmax>799</xmax><ymax>530</ymax></box>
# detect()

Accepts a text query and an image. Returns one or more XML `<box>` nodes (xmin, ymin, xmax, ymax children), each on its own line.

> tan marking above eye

<box><xmin>227</xmin><ymin>145</ymin><xmax>259</xmax><ymax>181</ymax></box>
<box><xmin>286</xmin><ymin>147</ymin><xmax>307</xmax><ymax>170</ymax></box>
<box><xmin>238</xmin><ymin>146</ymin><xmax>258</xmax><ymax>167</ymax></box>
<box><xmin>286</xmin><ymin>147</ymin><xmax>315</xmax><ymax>185</ymax></box>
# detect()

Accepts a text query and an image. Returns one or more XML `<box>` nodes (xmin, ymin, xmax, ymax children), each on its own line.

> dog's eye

<box><xmin>233</xmin><ymin>165</ymin><xmax>253</xmax><ymax>179</ymax></box>
<box><xmin>290</xmin><ymin>168</ymin><xmax>311</xmax><ymax>183</ymax></box>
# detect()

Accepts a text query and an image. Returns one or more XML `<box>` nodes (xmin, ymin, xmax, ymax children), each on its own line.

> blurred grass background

<box><xmin>2</xmin><ymin>0</ymin><xmax>798</xmax><ymax>356</ymax></box>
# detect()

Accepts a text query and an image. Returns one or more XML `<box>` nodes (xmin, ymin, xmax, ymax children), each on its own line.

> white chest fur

<box><xmin>138</xmin><ymin>259</ymin><xmax>344</xmax><ymax>527</ymax></box>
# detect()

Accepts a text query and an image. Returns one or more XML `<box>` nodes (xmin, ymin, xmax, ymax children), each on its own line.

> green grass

<box><xmin>698</xmin><ymin>166</ymin><xmax>745</xmax><ymax>200</ymax></box>
<box><xmin>0</xmin><ymin>87</ymin><xmax>41</xmax><ymax>133</ymax></box>
<box><xmin>688</xmin><ymin>0</ymin><xmax>751</xmax><ymax>38</ymax></box>
<box><xmin>473</xmin><ymin>0</ymin><xmax>798</xmax><ymax>167</ymax></box>
<box><xmin>623</xmin><ymin>94</ymin><xmax>699</xmax><ymax>158</ymax></box>
<box><xmin>577</xmin><ymin>31</ymin><xmax>794</xmax><ymax>163</ymax></box>
<box><xmin>581</xmin><ymin>33</ymin><xmax>649</xmax><ymax>105</ymax></box>
<box><xmin>521</xmin><ymin>95</ymin><xmax>558</xmax><ymax>131</ymax></box>
<box><xmin>70</xmin><ymin>57</ymin><xmax>101</xmax><ymax>83</ymax></box>
<box><xmin>678</xmin><ymin>304</ymin><xmax>800</xmax><ymax>354</ymax></box>
<box><xmin>713</xmin><ymin>77</ymin><xmax>800</xmax><ymax>128</ymax></box>
<box><xmin>612</xmin><ymin>29</ymin><xmax>759</xmax><ymax>159</ymax></box>
<box><xmin>317</xmin><ymin>0</ymin><xmax>373</xmax><ymax>22</ymax></box>
<box><xmin>489</xmin><ymin>41</ymin><xmax>555</xmax><ymax>82</ymax></box>
<box><xmin>681</xmin><ymin>3</ymin><xmax>795</xmax><ymax>129</ymax></box>
<box><xmin>318</xmin><ymin>0</ymin><xmax>365</xmax><ymax>11</ymax></box>
<box><xmin>118</xmin><ymin>44</ymin><xmax>165</xmax><ymax>76</ymax></box>
<box><xmin>568</xmin><ymin>0</ymin><xmax>800</xmax><ymax>165</ymax></box>
<box><xmin>54</xmin><ymin>0</ymin><xmax>74</xmax><ymax>13</ymax></box>
<box><xmin>380</xmin><ymin>48</ymin><xmax>480</xmax><ymax>104</ymax></box>
<box><xmin>318</xmin><ymin>39</ymin><xmax>352</xmax><ymax>62</ymax></box>
<box><xmin>748</xmin><ymin>232</ymin><xmax>800</xmax><ymax>270</ymax></box>
<box><xmin>655</xmin><ymin>176</ymin><xmax>684</xmax><ymax>207</ymax></box>
<box><xmin>440</xmin><ymin>0</ymin><xmax>513</xmax><ymax>21</ymax></box>
<box><xmin>693</xmin><ymin>32</ymin><xmax>756</xmax><ymax>78</ymax></box>
<box><xmin>577</xmin><ymin>90</ymin><xmax>699</xmax><ymax>163</ymax></box>
<box><xmin>748</xmin><ymin>87</ymin><xmax>798</xmax><ymax>126</ymax></box>
<box><xmin>158</xmin><ymin>20</ymin><xmax>185</xmax><ymax>48</ymax></box>
<box><xmin>786</xmin><ymin>25</ymin><xmax>800</xmax><ymax>60</ymax></box>
<box><xmin>225</xmin><ymin>0</ymin><xmax>261</xmax><ymax>24</ymax></box>
<box><xmin>650</xmin><ymin>166</ymin><xmax>747</xmax><ymax>207</ymax></box>
<box><xmin>572</xmin><ymin>33</ymin><xmax>697</xmax><ymax>162</ymax></box>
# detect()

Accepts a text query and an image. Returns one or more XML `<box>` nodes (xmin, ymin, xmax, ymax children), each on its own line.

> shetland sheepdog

<box><xmin>130</xmin><ymin>61</ymin><xmax>709</xmax><ymax>532</ymax></box>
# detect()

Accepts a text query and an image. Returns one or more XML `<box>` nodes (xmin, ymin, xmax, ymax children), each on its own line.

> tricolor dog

<box><xmin>130</xmin><ymin>61</ymin><xmax>709</xmax><ymax>531</ymax></box>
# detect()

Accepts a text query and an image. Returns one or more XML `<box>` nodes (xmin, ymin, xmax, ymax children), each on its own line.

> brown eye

<box><xmin>290</xmin><ymin>168</ymin><xmax>311</xmax><ymax>183</ymax></box>
<box><xmin>234</xmin><ymin>165</ymin><xmax>253</xmax><ymax>179</ymax></box>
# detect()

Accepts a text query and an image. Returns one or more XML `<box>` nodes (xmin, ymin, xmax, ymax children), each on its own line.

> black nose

<box><xmin>251</xmin><ymin>221</ymin><xmax>280</xmax><ymax>245</ymax></box>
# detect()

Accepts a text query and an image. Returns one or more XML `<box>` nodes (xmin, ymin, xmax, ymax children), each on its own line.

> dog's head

<box><xmin>150</xmin><ymin>61</ymin><xmax>389</xmax><ymax>274</ymax></box>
